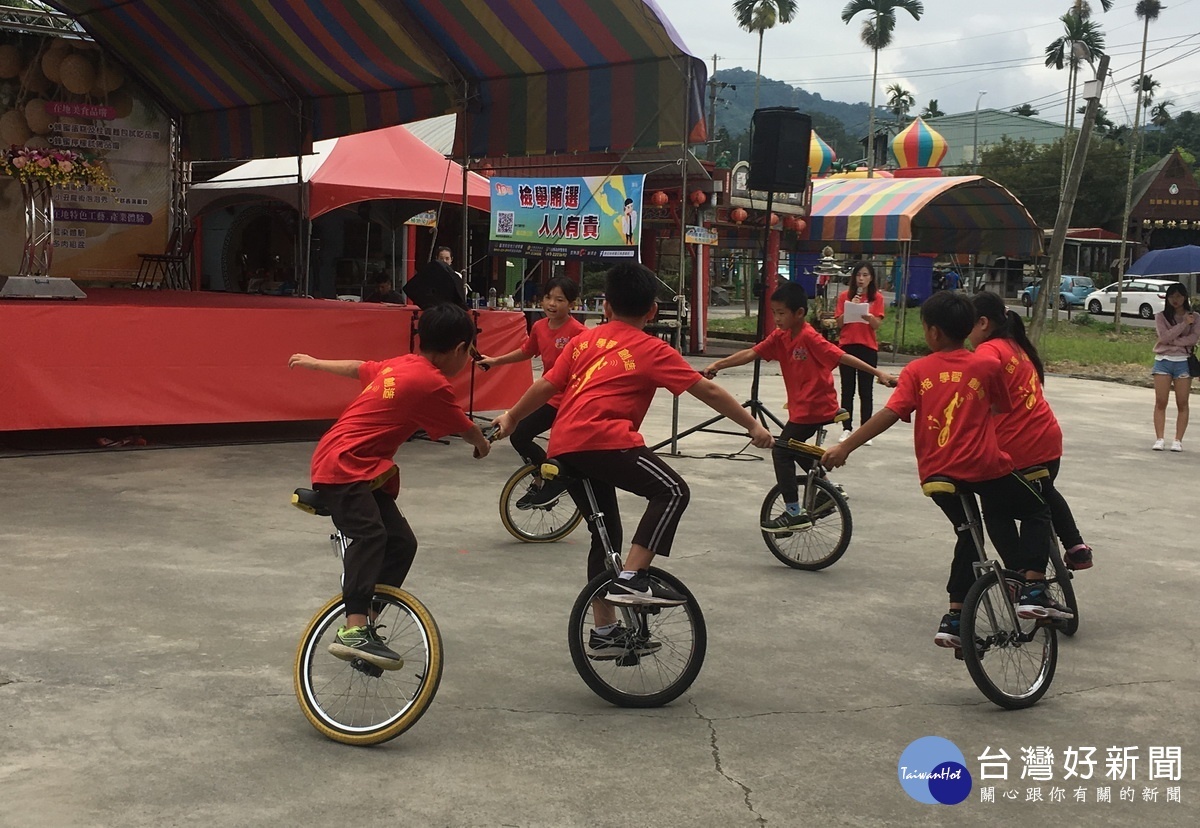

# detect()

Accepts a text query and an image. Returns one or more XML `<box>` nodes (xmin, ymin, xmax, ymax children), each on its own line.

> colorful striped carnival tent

<box><xmin>44</xmin><ymin>1</ymin><xmax>708</xmax><ymax>161</ymax></box>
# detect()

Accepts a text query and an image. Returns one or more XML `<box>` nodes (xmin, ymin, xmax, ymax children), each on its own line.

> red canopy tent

<box><xmin>188</xmin><ymin>123</ymin><xmax>490</xmax><ymax>219</ymax></box>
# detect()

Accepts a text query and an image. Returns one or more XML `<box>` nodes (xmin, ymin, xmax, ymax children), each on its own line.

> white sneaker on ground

<box><xmin>1171</xmin><ymin>440</ymin><xmax>1183</xmax><ymax>452</ymax></box>
<box><xmin>1152</xmin><ymin>438</ymin><xmax>1165</xmax><ymax>451</ymax></box>
<box><xmin>838</xmin><ymin>430</ymin><xmax>852</xmax><ymax>444</ymax></box>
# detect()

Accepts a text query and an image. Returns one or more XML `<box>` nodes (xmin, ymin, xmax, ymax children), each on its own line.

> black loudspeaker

<box><xmin>748</xmin><ymin>108</ymin><xmax>812</xmax><ymax>193</ymax></box>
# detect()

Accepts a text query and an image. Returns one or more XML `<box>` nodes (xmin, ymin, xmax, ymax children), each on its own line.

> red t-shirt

<box><xmin>885</xmin><ymin>348</ymin><xmax>1014</xmax><ymax>483</ymax></box>
<box><xmin>974</xmin><ymin>338</ymin><xmax>1063</xmax><ymax>468</ymax></box>
<box><xmin>753</xmin><ymin>324</ymin><xmax>844</xmax><ymax>424</ymax></box>
<box><xmin>310</xmin><ymin>355</ymin><xmax>473</xmax><ymax>485</ymax></box>
<box><xmin>520</xmin><ymin>315</ymin><xmax>588</xmax><ymax>408</ymax></box>
<box><xmin>543</xmin><ymin>320</ymin><xmax>701</xmax><ymax>456</ymax></box>
<box><xmin>836</xmin><ymin>290</ymin><xmax>886</xmax><ymax>350</ymax></box>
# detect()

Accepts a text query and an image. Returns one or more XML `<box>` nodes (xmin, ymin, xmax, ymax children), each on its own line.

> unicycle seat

<box><xmin>921</xmin><ymin>476</ymin><xmax>965</xmax><ymax>497</ymax></box>
<box><xmin>291</xmin><ymin>488</ymin><xmax>330</xmax><ymax>516</ymax></box>
<box><xmin>539</xmin><ymin>458</ymin><xmax>579</xmax><ymax>483</ymax></box>
<box><xmin>1018</xmin><ymin>465</ymin><xmax>1049</xmax><ymax>483</ymax></box>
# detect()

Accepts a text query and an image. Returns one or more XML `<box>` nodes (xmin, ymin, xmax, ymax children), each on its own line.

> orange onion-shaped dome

<box><xmin>891</xmin><ymin>117</ymin><xmax>948</xmax><ymax>168</ymax></box>
<box><xmin>809</xmin><ymin>130</ymin><xmax>836</xmax><ymax>176</ymax></box>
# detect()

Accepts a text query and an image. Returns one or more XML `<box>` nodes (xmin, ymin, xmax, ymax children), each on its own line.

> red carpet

<box><xmin>0</xmin><ymin>290</ymin><xmax>531</xmax><ymax>431</ymax></box>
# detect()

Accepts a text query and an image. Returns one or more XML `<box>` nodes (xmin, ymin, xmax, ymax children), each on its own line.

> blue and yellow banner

<box><xmin>488</xmin><ymin>174</ymin><xmax>645</xmax><ymax>260</ymax></box>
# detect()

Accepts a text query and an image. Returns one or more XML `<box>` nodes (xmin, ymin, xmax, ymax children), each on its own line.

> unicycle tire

<box><xmin>294</xmin><ymin>585</ymin><xmax>443</xmax><ymax>745</ymax></box>
<box><xmin>760</xmin><ymin>476</ymin><xmax>852</xmax><ymax>570</ymax></box>
<box><xmin>960</xmin><ymin>571</ymin><xmax>1057</xmax><ymax>710</ymax></box>
<box><xmin>1046</xmin><ymin>548</ymin><xmax>1079</xmax><ymax>637</ymax></box>
<box><xmin>567</xmin><ymin>567</ymin><xmax>706</xmax><ymax>708</ymax></box>
<box><xmin>499</xmin><ymin>464</ymin><xmax>583</xmax><ymax>543</ymax></box>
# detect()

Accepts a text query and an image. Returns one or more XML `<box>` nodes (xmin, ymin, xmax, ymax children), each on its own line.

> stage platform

<box><xmin>0</xmin><ymin>290</ymin><xmax>531</xmax><ymax>432</ymax></box>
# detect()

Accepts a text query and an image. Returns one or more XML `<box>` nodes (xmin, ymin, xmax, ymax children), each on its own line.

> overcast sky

<box><xmin>654</xmin><ymin>0</ymin><xmax>1200</xmax><ymax>124</ymax></box>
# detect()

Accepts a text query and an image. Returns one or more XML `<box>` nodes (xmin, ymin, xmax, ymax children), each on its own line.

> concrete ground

<box><xmin>1</xmin><ymin>355</ymin><xmax>1197</xmax><ymax>828</ymax></box>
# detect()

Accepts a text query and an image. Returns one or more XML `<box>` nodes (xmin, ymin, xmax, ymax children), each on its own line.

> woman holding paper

<box><xmin>835</xmin><ymin>262</ymin><xmax>886</xmax><ymax>444</ymax></box>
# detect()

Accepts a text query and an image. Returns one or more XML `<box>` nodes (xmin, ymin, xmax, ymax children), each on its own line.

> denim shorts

<box><xmin>1152</xmin><ymin>357</ymin><xmax>1191</xmax><ymax>379</ymax></box>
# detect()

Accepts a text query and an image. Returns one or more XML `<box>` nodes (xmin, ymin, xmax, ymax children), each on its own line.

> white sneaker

<box><xmin>1152</xmin><ymin>438</ymin><xmax>1165</xmax><ymax>451</ymax></box>
<box><xmin>1171</xmin><ymin>440</ymin><xmax>1183</xmax><ymax>452</ymax></box>
<box><xmin>838</xmin><ymin>430</ymin><xmax>852</xmax><ymax>444</ymax></box>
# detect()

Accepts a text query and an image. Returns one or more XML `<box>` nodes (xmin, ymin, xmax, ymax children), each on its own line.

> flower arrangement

<box><xmin>1</xmin><ymin>145</ymin><xmax>112</xmax><ymax>189</ymax></box>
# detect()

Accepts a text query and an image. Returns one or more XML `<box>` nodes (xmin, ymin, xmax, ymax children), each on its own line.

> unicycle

<box><xmin>290</xmin><ymin>487</ymin><xmax>443</xmax><ymax>745</ymax></box>
<box><xmin>498</xmin><ymin>463</ymin><xmax>583</xmax><ymax>543</ymax></box>
<box><xmin>922</xmin><ymin>474</ymin><xmax>1059</xmax><ymax>710</ymax></box>
<box><xmin>539</xmin><ymin>460</ymin><xmax>707</xmax><ymax>707</ymax></box>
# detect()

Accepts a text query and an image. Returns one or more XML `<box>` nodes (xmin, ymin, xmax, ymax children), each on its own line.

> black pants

<box><xmin>1042</xmin><ymin>458</ymin><xmax>1084</xmax><ymax>551</ymax></box>
<box><xmin>510</xmin><ymin>402</ymin><xmax>557</xmax><ymax>468</ymax></box>
<box><xmin>558</xmin><ymin>448</ymin><xmax>690</xmax><ymax>581</ymax></box>
<box><xmin>315</xmin><ymin>481</ymin><xmax>418</xmax><ymax>618</ymax></box>
<box><xmin>838</xmin><ymin>343</ymin><xmax>878</xmax><ymax>429</ymax></box>
<box><xmin>930</xmin><ymin>472</ymin><xmax>1051</xmax><ymax>603</ymax></box>
<box><xmin>772</xmin><ymin>421</ymin><xmax>820</xmax><ymax>504</ymax></box>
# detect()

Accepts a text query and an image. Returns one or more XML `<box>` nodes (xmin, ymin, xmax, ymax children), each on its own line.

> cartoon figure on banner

<box><xmin>622</xmin><ymin>198</ymin><xmax>638</xmax><ymax>245</ymax></box>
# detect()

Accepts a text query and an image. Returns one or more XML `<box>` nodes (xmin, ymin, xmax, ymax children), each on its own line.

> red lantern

<box><xmin>795</xmin><ymin>219</ymin><xmax>807</xmax><ymax>233</ymax></box>
<box><xmin>769</xmin><ymin>213</ymin><xmax>780</xmax><ymax>227</ymax></box>
<box><xmin>481</xmin><ymin>167</ymin><xmax>497</xmax><ymax>178</ymax></box>
<box><xmin>730</xmin><ymin>207</ymin><xmax>748</xmax><ymax>225</ymax></box>
<box><xmin>651</xmin><ymin>191</ymin><xmax>670</xmax><ymax>206</ymax></box>
<box><xmin>689</xmin><ymin>189</ymin><xmax>707</xmax><ymax>207</ymax></box>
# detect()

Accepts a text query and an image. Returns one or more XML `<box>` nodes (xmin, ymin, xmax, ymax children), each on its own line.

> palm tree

<box><xmin>1150</xmin><ymin>99</ymin><xmax>1174</xmax><ymax>128</ymax></box>
<box><xmin>733</xmin><ymin>1</ymin><xmax>798</xmax><ymax>111</ymax></box>
<box><xmin>886</xmin><ymin>83</ymin><xmax>914</xmax><ymax>125</ymax></box>
<box><xmin>1010</xmin><ymin>104</ymin><xmax>1040</xmax><ymax>116</ymax></box>
<box><xmin>1045</xmin><ymin>13</ymin><xmax>1104</xmax><ymax>194</ymax></box>
<box><xmin>840</xmin><ymin>0</ymin><xmax>925</xmax><ymax>178</ymax></box>
<box><xmin>1114</xmin><ymin>0</ymin><xmax>1164</xmax><ymax>333</ymax></box>
<box><xmin>920</xmin><ymin>99</ymin><xmax>944</xmax><ymax>118</ymax></box>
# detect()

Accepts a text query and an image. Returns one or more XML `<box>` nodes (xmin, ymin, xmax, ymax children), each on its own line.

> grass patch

<box><xmin>709</xmin><ymin>310</ymin><xmax>1156</xmax><ymax>367</ymax></box>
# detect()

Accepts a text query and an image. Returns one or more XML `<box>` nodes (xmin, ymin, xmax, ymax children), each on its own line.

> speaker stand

<box><xmin>652</xmin><ymin>189</ymin><xmax>786</xmax><ymax>452</ymax></box>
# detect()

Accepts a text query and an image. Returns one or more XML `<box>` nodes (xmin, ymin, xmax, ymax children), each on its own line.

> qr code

<box><xmin>495</xmin><ymin>211</ymin><xmax>515</xmax><ymax>236</ymax></box>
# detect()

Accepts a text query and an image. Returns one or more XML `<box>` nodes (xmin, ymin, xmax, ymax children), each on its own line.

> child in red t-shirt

<box><xmin>703</xmin><ymin>281</ymin><xmax>896</xmax><ymax>532</ymax></box>
<box><xmin>479</xmin><ymin>276</ymin><xmax>587</xmax><ymax>508</ymax></box>
<box><xmin>822</xmin><ymin>291</ymin><xmax>1072</xmax><ymax>653</ymax></box>
<box><xmin>288</xmin><ymin>304</ymin><xmax>492</xmax><ymax>670</ymax></box>
<box><xmin>969</xmin><ymin>291</ymin><xmax>1092</xmax><ymax>571</ymax></box>
<box><xmin>493</xmin><ymin>263</ymin><xmax>773</xmax><ymax>652</ymax></box>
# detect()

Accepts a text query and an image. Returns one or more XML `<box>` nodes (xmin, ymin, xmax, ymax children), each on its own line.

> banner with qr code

<box><xmin>488</xmin><ymin>174</ymin><xmax>645</xmax><ymax>260</ymax></box>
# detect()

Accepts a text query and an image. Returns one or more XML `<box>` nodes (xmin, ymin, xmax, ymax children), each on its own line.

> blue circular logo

<box><xmin>898</xmin><ymin>737</ymin><xmax>973</xmax><ymax>805</ymax></box>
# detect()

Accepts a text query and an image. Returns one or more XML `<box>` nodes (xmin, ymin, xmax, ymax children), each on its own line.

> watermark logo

<box><xmin>899</xmin><ymin>736</ymin><xmax>973</xmax><ymax>805</ymax></box>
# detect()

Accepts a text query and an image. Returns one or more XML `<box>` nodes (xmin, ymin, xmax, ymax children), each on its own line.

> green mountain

<box><xmin>710</xmin><ymin>68</ymin><xmax>887</xmax><ymax>164</ymax></box>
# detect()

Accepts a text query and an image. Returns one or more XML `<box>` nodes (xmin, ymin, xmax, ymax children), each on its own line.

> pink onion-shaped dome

<box><xmin>809</xmin><ymin>130</ymin><xmax>835</xmax><ymax>176</ymax></box>
<box><xmin>891</xmin><ymin>117</ymin><xmax>948</xmax><ymax>168</ymax></box>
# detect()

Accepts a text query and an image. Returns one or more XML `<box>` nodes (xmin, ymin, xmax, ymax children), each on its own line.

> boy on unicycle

<box><xmin>821</xmin><ymin>292</ymin><xmax>1072</xmax><ymax>653</ymax></box>
<box><xmin>288</xmin><ymin>304</ymin><xmax>492</xmax><ymax>670</ymax></box>
<box><xmin>492</xmin><ymin>263</ymin><xmax>772</xmax><ymax>654</ymax></box>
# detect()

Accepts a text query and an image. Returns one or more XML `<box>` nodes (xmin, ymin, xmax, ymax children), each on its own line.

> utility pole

<box><xmin>1031</xmin><ymin>53</ymin><xmax>1109</xmax><ymax>345</ymax></box>
<box><xmin>708</xmin><ymin>54</ymin><xmax>718</xmax><ymax>160</ymax></box>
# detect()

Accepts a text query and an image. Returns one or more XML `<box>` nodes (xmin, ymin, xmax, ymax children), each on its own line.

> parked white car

<box><xmin>1085</xmin><ymin>278</ymin><xmax>1177</xmax><ymax>319</ymax></box>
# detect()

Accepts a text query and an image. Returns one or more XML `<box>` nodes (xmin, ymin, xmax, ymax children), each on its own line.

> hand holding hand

<box><xmin>701</xmin><ymin>365</ymin><xmax>719</xmax><ymax>380</ymax></box>
<box><xmin>473</xmin><ymin>439</ymin><xmax>491</xmax><ymax>459</ymax></box>
<box><xmin>876</xmin><ymin>371</ymin><xmax>898</xmax><ymax>388</ymax></box>
<box><xmin>491</xmin><ymin>412</ymin><xmax>515</xmax><ymax>441</ymax></box>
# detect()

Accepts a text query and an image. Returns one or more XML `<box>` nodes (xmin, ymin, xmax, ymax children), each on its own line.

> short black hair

<box><xmin>770</xmin><ymin>280</ymin><xmax>808</xmax><ymax>313</ymax></box>
<box><xmin>544</xmin><ymin>275</ymin><xmax>579</xmax><ymax>303</ymax></box>
<box><xmin>605</xmin><ymin>262</ymin><xmax>658</xmax><ymax>317</ymax></box>
<box><xmin>418</xmin><ymin>303</ymin><xmax>474</xmax><ymax>353</ymax></box>
<box><xmin>920</xmin><ymin>290</ymin><xmax>974</xmax><ymax>342</ymax></box>
<box><xmin>624</xmin><ymin>198</ymin><xmax>633</xmax><ymax>207</ymax></box>
<box><xmin>435</xmin><ymin>245</ymin><xmax>452</xmax><ymax>258</ymax></box>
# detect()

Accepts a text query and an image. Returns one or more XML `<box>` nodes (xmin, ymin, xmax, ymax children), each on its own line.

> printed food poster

<box><xmin>0</xmin><ymin>30</ymin><xmax>171</xmax><ymax>281</ymax></box>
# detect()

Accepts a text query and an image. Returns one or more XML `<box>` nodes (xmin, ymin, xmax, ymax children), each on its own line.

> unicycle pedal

<box><xmin>351</xmin><ymin>657</ymin><xmax>385</xmax><ymax>678</ymax></box>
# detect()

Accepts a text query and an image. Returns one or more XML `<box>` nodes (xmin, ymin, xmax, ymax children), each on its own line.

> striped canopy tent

<box><xmin>891</xmin><ymin>117</ymin><xmax>948</xmax><ymax>169</ymax></box>
<box><xmin>809</xmin><ymin>130</ymin><xmax>836</xmax><ymax>177</ymax></box>
<box><xmin>45</xmin><ymin>1</ymin><xmax>707</xmax><ymax>161</ymax></box>
<box><xmin>807</xmin><ymin>175</ymin><xmax>1042</xmax><ymax>257</ymax></box>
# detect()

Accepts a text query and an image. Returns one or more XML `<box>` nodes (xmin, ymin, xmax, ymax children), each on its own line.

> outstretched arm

<box><xmin>478</xmin><ymin>348</ymin><xmax>530</xmax><ymax>370</ymax></box>
<box><xmin>288</xmin><ymin>354</ymin><xmax>363</xmax><ymax>378</ymax></box>
<box><xmin>838</xmin><ymin>352</ymin><xmax>897</xmax><ymax>386</ymax></box>
<box><xmin>821</xmin><ymin>409</ymin><xmax>900</xmax><ymax>468</ymax></box>
<box><xmin>687</xmin><ymin>378</ymin><xmax>773</xmax><ymax>448</ymax></box>
<box><xmin>702</xmin><ymin>347</ymin><xmax>759</xmax><ymax>379</ymax></box>
<box><xmin>491</xmin><ymin>378</ymin><xmax>558</xmax><ymax>439</ymax></box>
